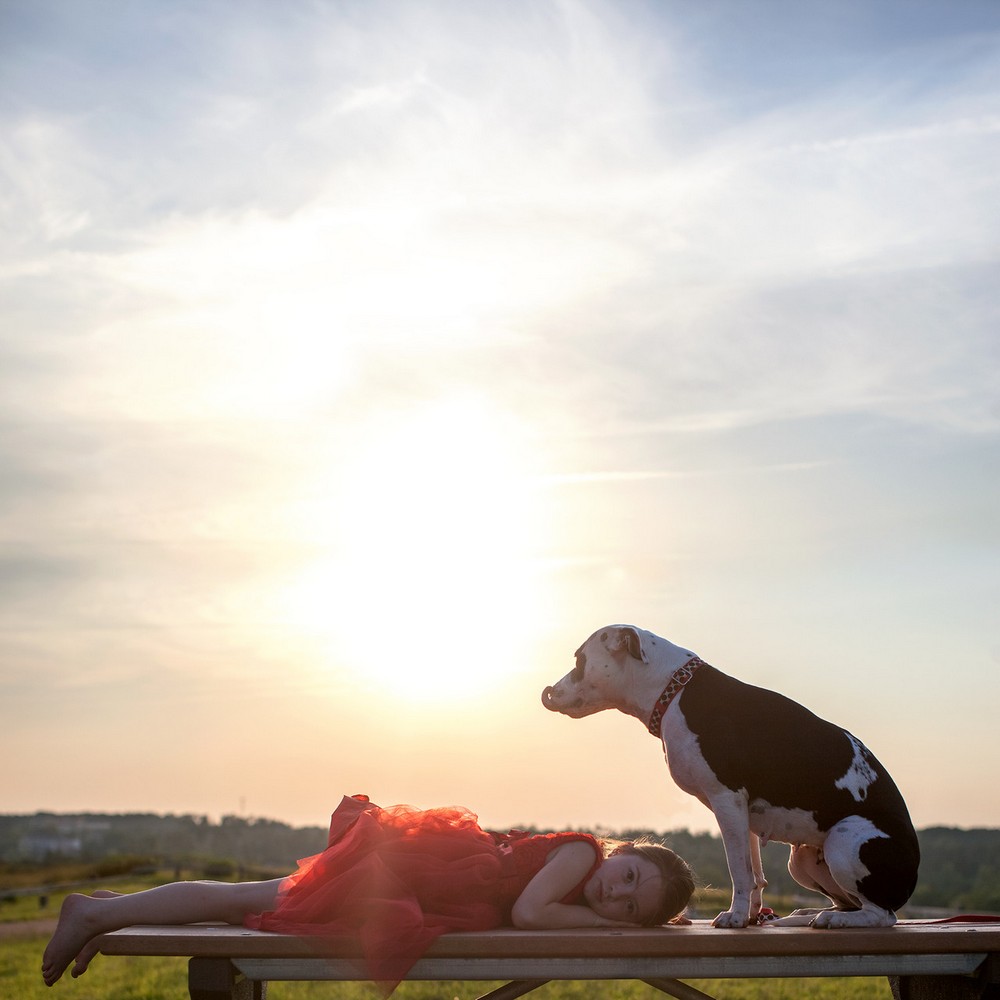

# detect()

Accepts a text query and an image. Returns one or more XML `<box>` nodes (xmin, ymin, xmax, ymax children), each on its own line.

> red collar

<box><xmin>647</xmin><ymin>657</ymin><xmax>705</xmax><ymax>736</ymax></box>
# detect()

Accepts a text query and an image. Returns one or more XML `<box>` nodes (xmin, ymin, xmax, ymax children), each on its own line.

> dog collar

<box><xmin>647</xmin><ymin>657</ymin><xmax>705</xmax><ymax>736</ymax></box>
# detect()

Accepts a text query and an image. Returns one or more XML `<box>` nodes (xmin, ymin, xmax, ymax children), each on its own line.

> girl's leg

<box><xmin>42</xmin><ymin>878</ymin><xmax>284</xmax><ymax>986</ymax></box>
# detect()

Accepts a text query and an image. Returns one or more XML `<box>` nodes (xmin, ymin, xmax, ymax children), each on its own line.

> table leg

<box><xmin>188</xmin><ymin>957</ymin><xmax>267</xmax><ymax>1000</ymax></box>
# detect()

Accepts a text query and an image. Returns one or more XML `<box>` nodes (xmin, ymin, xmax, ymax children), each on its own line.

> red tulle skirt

<box><xmin>245</xmin><ymin>795</ymin><xmax>509</xmax><ymax>989</ymax></box>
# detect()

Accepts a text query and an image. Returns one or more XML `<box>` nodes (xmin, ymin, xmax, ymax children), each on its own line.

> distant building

<box><xmin>18</xmin><ymin>834</ymin><xmax>83</xmax><ymax>861</ymax></box>
<box><xmin>14</xmin><ymin>816</ymin><xmax>112</xmax><ymax>860</ymax></box>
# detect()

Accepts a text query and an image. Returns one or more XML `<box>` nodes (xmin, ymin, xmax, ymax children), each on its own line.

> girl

<box><xmin>43</xmin><ymin>794</ymin><xmax>695</xmax><ymax>991</ymax></box>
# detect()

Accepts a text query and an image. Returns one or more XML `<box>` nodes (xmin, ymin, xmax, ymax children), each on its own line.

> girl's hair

<box><xmin>604</xmin><ymin>837</ymin><xmax>696</xmax><ymax>926</ymax></box>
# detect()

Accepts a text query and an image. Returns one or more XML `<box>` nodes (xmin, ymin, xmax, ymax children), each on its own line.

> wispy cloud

<box><xmin>1</xmin><ymin>0</ymin><xmax>998</xmax><ymax>828</ymax></box>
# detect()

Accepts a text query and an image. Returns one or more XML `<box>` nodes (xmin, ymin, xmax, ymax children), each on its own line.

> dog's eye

<box><xmin>570</xmin><ymin>652</ymin><xmax>585</xmax><ymax>682</ymax></box>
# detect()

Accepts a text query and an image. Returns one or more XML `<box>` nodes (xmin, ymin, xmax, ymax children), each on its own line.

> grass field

<box><xmin>2</xmin><ymin>930</ymin><xmax>893</xmax><ymax>1000</ymax></box>
<box><xmin>2</xmin><ymin>878</ymin><xmax>893</xmax><ymax>999</ymax></box>
<box><xmin>1</xmin><ymin>933</ymin><xmax>894</xmax><ymax>1000</ymax></box>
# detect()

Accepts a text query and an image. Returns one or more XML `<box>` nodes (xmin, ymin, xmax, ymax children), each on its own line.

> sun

<box><xmin>282</xmin><ymin>396</ymin><xmax>547</xmax><ymax>705</ymax></box>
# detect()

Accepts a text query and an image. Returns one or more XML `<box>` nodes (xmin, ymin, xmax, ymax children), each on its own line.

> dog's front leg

<box><xmin>749</xmin><ymin>832</ymin><xmax>767</xmax><ymax>922</ymax></box>
<box><xmin>710</xmin><ymin>791</ymin><xmax>757</xmax><ymax>928</ymax></box>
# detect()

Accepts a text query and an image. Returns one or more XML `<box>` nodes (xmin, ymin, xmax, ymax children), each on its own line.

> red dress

<box><xmin>245</xmin><ymin>795</ymin><xmax>600</xmax><ymax>990</ymax></box>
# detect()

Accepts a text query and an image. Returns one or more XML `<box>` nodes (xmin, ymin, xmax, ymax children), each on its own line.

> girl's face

<box><xmin>583</xmin><ymin>852</ymin><xmax>663</xmax><ymax>924</ymax></box>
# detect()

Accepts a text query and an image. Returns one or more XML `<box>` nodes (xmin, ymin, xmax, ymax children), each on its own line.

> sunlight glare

<box><xmin>285</xmin><ymin>396</ymin><xmax>546</xmax><ymax>705</ymax></box>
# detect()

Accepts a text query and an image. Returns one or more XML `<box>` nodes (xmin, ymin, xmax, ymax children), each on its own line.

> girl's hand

<box><xmin>511</xmin><ymin>842</ymin><xmax>634</xmax><ymax>929</ymax></box>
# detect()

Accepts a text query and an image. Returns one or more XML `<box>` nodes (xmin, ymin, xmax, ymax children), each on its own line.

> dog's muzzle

<box><xmin>541</xmin><ymin>685</ymin><xmax>587</xmax><ymax>715</ymax></box>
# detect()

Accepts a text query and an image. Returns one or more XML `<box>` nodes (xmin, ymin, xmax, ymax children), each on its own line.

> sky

<box><xmin>1</xmin><ymin>0</ymin><xmax>998</xmax><ymax>839</ymax></box>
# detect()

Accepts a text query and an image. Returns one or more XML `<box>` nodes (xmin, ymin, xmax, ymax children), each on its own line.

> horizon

<box><xmin>6</xmin><ymin>807</ymin><xmax>1000</xmax><ymax>838</ymax></box>
<box><xmin>1</xmin><ymin>0</ymin><xmax>998</xmax><ymax>837</ymax></box>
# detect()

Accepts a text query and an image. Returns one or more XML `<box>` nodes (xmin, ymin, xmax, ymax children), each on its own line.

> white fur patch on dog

<box><xmin>834</xmin><ymin>734</ymin><xmax>878</xmax><ymax>803</ymax></box>
<box><xmin>749</xmin><ymin>801</ymin><xmax>823</xmax><ymax>847</ymax></box>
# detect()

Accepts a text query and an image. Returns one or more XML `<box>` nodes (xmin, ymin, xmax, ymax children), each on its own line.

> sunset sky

<box><xmin>2</xmin><ymin>0</ymin><xmax>998</xmax><ymax>839</ymax></box>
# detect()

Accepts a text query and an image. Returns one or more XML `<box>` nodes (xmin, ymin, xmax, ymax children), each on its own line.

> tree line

<box><xmin>2</xmin><ymin>813</ymin><xmax>998</xmax><ymax>913</ymax></box>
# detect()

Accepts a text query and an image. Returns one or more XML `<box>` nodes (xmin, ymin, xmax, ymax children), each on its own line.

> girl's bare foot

<box><xmin>41</xmin><ymin>893</ymin><xmax>106</xmax><ymax>986</ymax></box>
<box><xmin>66</xmin><ymin>891</ymin><xmax>122</xmax><ymax>979</ymax></box>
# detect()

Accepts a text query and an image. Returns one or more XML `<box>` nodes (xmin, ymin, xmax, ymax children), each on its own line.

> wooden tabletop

<box><xmin>96</xmin><ymin>921</ymin><xmax>1000</xmax><ymax>960</ymax></box>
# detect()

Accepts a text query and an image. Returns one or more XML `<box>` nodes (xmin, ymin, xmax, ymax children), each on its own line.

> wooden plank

<box><xmin>96</xmin><ymin>921</ymin><xmax>1000</xmax><ymax>961</ymax></box>
<box><xmin>231</xmin><ymin>953</ymin><xmax>987</xmax><ymax>982</ymax></box>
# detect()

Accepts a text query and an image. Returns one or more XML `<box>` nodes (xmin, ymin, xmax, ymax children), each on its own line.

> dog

<box><xmin>541</xmin><ymin>624</ymin><xmax>919</xmax><ymax>928</ymax></box>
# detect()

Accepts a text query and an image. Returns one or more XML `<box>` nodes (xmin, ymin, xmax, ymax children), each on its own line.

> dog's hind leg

<box><xmin>808</xmin><ymin>819</ymin><xmax>897</xmax><ymax>929</ymax></box>
<box><xmin>779</xmin><ymin>844</ymin><xmax>858</xmax><ymax>924</ymax></box>
<box><xmin>787</xmin><ymin>844</ymin><xmax>857</xmax><ymax>909</ymax></box>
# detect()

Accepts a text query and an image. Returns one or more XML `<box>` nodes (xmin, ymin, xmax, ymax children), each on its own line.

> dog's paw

<box><xmin>712</xmin><ymin>910</ymin><xmax>750</xmax><ymax>928</ymax></box>
<box><xmin>811</xmin><ymin>907</ymin><xmax>896</xmax><ymax>929</ymax></box>
<box><xmin>770</xmin><ymin>912</ymin><xmax>821</xmax><ymax>927</ymax></box>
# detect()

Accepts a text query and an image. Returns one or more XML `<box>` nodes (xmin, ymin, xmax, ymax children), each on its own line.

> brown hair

<box><xmin>606</xmin><ymin>837</ymin><xmax>696</xmax><ymax>926</ymax></box>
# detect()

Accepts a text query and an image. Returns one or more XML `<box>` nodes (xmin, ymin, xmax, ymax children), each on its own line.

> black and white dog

<box><xmin>541</xmin><ymin>624</ymin><xmax>919</xmax><ymax>928</ymax></box>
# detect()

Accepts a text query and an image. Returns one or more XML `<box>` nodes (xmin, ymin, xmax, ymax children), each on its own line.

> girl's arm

<box><xmin>510</xmin><ymin>841</ymin><xmax>636</xmax><ymax>929</ymax></box>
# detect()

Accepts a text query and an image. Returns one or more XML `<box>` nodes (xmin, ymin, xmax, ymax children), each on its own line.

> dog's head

<box><xmin>541</xmin><ymin>624</ymin><xmax>650</xmax><ymax>718</ymax></box>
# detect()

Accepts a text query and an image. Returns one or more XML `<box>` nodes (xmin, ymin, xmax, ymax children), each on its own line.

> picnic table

<box><xmin>96</xmin><ymin>919</ymin><xmax>1000</xmax><ymax>999</ymax></box>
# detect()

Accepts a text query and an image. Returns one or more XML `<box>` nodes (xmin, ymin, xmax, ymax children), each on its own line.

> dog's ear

<box><xmin>624</xmin><ymin>627</ymin><xmax>649</xmax><ymax>663</ymax></box>
<box><xmin>609</xmin><ymin>626</ymin><xmax>649</xmax><ymax>664</ymax></box>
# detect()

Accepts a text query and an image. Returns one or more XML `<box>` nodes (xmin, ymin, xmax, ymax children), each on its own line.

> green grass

<box><xmin>2</xmin><ymin>931</ymin><xmax>892</xmax><ymax>1000</ymax></box>
<box><xmin>2</xmin><ymin>881</ymin><xmax>891</xmax><ymax>999</ymax></box>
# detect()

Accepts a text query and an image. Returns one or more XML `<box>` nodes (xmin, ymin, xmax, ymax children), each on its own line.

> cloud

<box><xmin>0</xmin><ymin>0</ymin><xmax>998</xmax><ymax>828</ymax></box>
<box><xmin>3</xmin><ymin>0</ymin><xmax>996</xmax><ymax>482</ymax></box>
